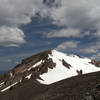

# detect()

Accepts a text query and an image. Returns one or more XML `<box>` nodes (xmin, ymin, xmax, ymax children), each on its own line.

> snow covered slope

<box><xmin>0</xmin><ymin>49</ymin><xmax>100</xmax><ymax>92</ymax></box>
<box><xmin>37</xmin><ymin>50</ymin><xmax>100</xmax><ymax>84</ymax></box>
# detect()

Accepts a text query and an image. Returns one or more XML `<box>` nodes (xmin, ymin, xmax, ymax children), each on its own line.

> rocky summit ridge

<box><xmin>0</xmin><ymin>49</ymin><xmax>100</xmax><ymax>93</ymax></box>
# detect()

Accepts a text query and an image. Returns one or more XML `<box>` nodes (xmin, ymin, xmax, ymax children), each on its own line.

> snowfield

<box><xmin>1</xmin><ymin>50</ymin><xmax>100</xmax><ymax>92</ymax></box>
<box><xmin>1</xmin><ymin>82</ymin><xmax>18</xmax><ymax>92</ymax></box>
<box><xmin>37</xmin><ymin>50</ymin><xmax>100</xmax><ymax>84</ymax></box>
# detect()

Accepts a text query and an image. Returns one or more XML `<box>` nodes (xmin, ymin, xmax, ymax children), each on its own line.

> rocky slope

<box><xmin>0</xmin><ymin>71</ymin><xmax>100</xmax><ymax>100</ymax></box>
<box><xmin>0</xmin><ymin>49</ymin><xmax>100</xmax><ymax>100</ymax></box>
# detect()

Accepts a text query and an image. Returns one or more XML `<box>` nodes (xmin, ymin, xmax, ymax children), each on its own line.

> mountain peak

<box><xmin>0</xmin><ymin>50</ymin><xmax>100</xmax><ymax>92</ymax></box>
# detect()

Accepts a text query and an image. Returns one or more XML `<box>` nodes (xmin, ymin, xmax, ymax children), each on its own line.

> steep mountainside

<box><xmin>0</xmin><ymin>50</ymin><xmax>100</xmax><ymax>100</ymax></box>
<box><xmin>0</xmin><ymin>71</ymin><xmax>100</xmax><ymax>100</ymax></box>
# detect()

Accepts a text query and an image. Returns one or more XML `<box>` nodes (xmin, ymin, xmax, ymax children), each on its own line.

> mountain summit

<box><xmin>0</xmin><ymin>50</ymin><xmax>100</xmax><ymax>92</ymax></box>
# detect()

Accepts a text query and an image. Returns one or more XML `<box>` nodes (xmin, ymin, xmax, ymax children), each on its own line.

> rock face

<box><xmin>0</xmin><ymin>49</ymin><xmax>100</xmax><ymax>100</ymax></box>
<box><xmin>62</xmin><ymin>59</ymin><xmax>71</xmax><ymax>69</ymax></box>
<box><xmin>90</xmin><ymin>60</ymin><xmax>100</xmax><ymax>67</ymax></box>
<box><xmin>0</xmin><ymin>50</ymin><xmax>56</xmax><ymax>91</ymax></box>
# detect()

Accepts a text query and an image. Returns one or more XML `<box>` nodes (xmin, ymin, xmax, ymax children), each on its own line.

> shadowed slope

<box><xmin>0</xmin><ymin>71</ymin><xmax>100</xmax><ymax>100</ymax></box>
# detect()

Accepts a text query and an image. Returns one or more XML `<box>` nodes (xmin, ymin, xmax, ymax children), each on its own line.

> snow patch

<box><xmin>28</xmin><ymin>60</ymin><xmax>43</xmax><ymax>71</ymax></box>
<box><xmin>1</xmin><ymin>82</ymin><xmax>18</xmax><ymax>92</ymax></box>
<box><xmin>37</xmin><ymin>50</ymin><xmax>100</xmax><ymax>84</ymax></box>
<box><xmin>25</xmin><ymin>74</ymin><xmax>32</xmax><ymax>79</ymax></box>
<box><xmin>0</xmin><ymin>82</ymin><xmax>4</xmax><ymax>87</ymax></box>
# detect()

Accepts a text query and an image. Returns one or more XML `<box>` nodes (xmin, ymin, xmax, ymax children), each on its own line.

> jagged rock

<box><xmin>90</xmin><ymin>60</ymin><xmax>100</xmax><ymax>67</ymax></box>
<box><xmin>82</xmin><ymin>95</ymin><xmax>95</xmax><ymax>100</ymax></box>
<box><xmin>76</xmin><ymin>70</ymin><xmax>83</xmax><ymax>75</ymax></box>
<box><xmin>62</xmin><ymin>59</ymin><xmax>71</xmax><ymax>69</ymax></box>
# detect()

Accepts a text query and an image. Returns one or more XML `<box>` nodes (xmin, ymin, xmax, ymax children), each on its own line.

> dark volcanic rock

<box><xmin>90</xmin><ymin>60</ymin><xmax>100</xmax><ymax>67</ymax></box>
<box><xmin>0</xmin><ymin>71</ymin><xmax>100</xmax><ymax>100</ymax></box>
<box><xmin>76</xmin><ymin>69</ymin><xmax>83</xmax><ymax>75</ymax></box>
<box><xmin>0</xmin><ymin>50</ymin><xmax>100</xmax><ymax>100</ymax></box>
<box><xmin>0</xmin><ymin>50</ymin><xmax>56</xmax><ymax>92</ymax></box>
<box><xmin>62</xmin><ymin>59</ymin><xmax>71</xmax><ymax>69</ymax></box>
<box><xmin>38</xmin><ymin>58</ymin><xmax>56</xmax><ymax>74</ymax></box>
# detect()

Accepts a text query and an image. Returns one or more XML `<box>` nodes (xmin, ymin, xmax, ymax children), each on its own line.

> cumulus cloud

<box><xmin>46</xmin><ymin>28</ymin><xmax>81</xmax><ymax>38</ymax></box>
<box><xmin>50</xmin><ymin>0</ymin><xmax>91</xmax><ymax>28</ymax></box>
<box><xmin>91</xmin><ymin>53</ymin><xmax>100</xmax><ymax>61</ymax></box>
<box><xmin>43</xmin><ymin>0</ymin><xmax>100</xmax><ymax>55</ymax></box>
<box><xmin>56</xmin><ymin>39</ymin><xmax>100</xmax><ymax>55</ymax></box>
<box><xmin>46</xmin><ymin>28</ymin><xmax>91</xmax><ymax>38</ymax></box>
<box><xmin>0</xmin><ymin>26</ymin><xmax>25</xmax><ymax>47</ymax></box>
<box><xmin>56</xmin><ymin>41</ymin><xmax>79</xmax><ymax>50</ymax></box>
<box><xmin>0</xmin><ymin>0</ymin><xmax>44</xmax><ymax>47</ymax></box>
<box><xmin>79</xmin><ymin>40</ymin><xmax>100</xmax><ymax>54</ymax></box>
<box><xmin>43</xmin><ymin>0</ymin><xmax>100</xmax><ymax>38</ymax></box>
<box><xmin>0</xmin><ymin>0</ymin><xmax>44</xmax><ymax>27</ymax></box>
<box><xmin>1</xmin><ymin>0</ymin><xmax>100</xmax><ymax>47</ymax></box>
<box><xmin>79</xmin><ymin>48</ymin><xmax>98</xmax><ymax>54</ymax></box>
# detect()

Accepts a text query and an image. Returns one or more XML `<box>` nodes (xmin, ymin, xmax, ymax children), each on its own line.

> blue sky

<box><xmin>0</xmin><ymin>0</ymin><xmax>100</xmax><ymax>71</ymax></box>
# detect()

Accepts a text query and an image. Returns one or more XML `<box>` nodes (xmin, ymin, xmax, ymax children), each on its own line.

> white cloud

<box><xmin>1</xmin><ymin>0</ymin><xmax>100</xmax><ymax>46</ymax></box>
<box><xmin>0</xmin><ymin>0</ymin><xmax>44</xmax><ymax>47</ymax></box>
<box><xmin>91</xmin><ymin>53</ymin><xmax>100</xmax><ymax>61</ymax></box>
<box><xmin>56</xmin><ymin>41</ymin><xmax>79</xmax><ymax>50</ymax></box>
<box><xmin>42</xmin><ymin>0</ymin><xmax>100</xmax><ymax>38</ymax></box>
<box><xmin>0</xmin><ymin>0</ymin><xmax>44</xmax><ymax>27</ymax></box>
<box><xmin>79</xmin><ymin>48</ymin><xmax>98</xmax><ymax>54</ymax></box>
<box><xmin>50</xmin><ymin>0</ymin><xmax>91</xmax><ymax>28</ymax></box>
<box><xmin>56</xmin><ymin>39</ymin><xmax>100</xmax><ymax>54</ymax></box>
<box><xmin>46</xmin><ymin>28</ymin><xmax>91</xmax><ymax>38</ymax></box>
<box><xmin>79</xmin><ymin>40</ymin><xmax>100</xmax><ymax>54</ymax></box>
<box><xmin>0</xmin><ymin>26</ymin><xmax>25</xmax><ymax>47</ymax></box>
<box><xmin>46</xmin><ymin>28</ymin><xmax>81</xmax><ymax>38</ymax></box>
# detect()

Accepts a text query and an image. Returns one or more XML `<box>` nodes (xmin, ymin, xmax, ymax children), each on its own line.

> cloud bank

<box><xmin>0</xmin><ymin>0</ymin><xmax>100</xmax><ymax>60</ymax></box>
<box><xmin>56</xmin><ymin>41</ymin><xmax>79</xmax><ymax>51</ymax></box>
<box><xmin>0</xmin><ymin>26</ymin><xmax>25</xmax><ymax>47</ymax></box>
<box><xmin>46</xmin><ymin>0</ymin><xmax>100</xmax><ymax>38</ymax></box>
<box><xmin>1</xmin><ymin>0</ymin><xmax>100</xmax><ymax>45</ymax></box>
<box><xmin>0</xmin><ymin>0</ymin><xmax>44</xmax><ymax>47</ymax></box>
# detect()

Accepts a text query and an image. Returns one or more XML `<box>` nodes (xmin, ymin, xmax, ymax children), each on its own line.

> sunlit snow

<box><xmin>0</xmin><ymin>82</ymin><xmax>4</xmax><ymax>87</ymax></box>
<box><xmin>28</xmin><ymin>60</ymin><xmax>43</xmax><ymax>71</ymax></box>
<box><xmin>1</xmin><ymin>82</ymin><xmax>18</xmax><ymax>92</ymax></box>
<box><xmin>37</xmin><ymin>50</ymin><xmax>100</xmax><ymax>84</ymax></box>
<box><xmin>25</xmin><ymin>73</ymin><xmax>32</xmax><ymax>79</ymax></box>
